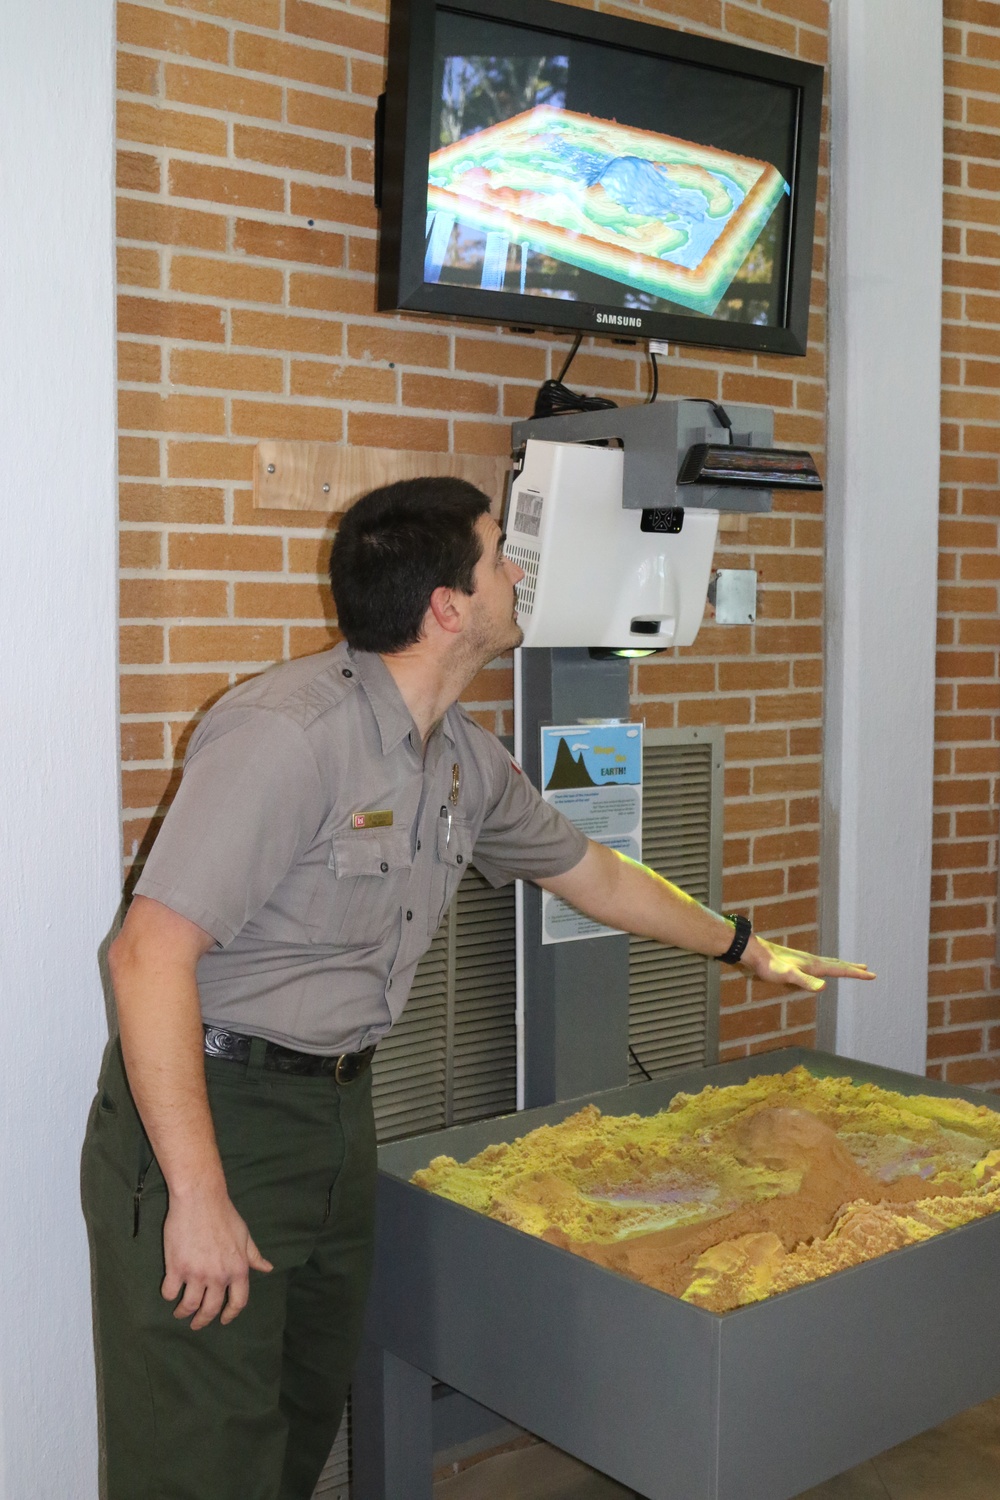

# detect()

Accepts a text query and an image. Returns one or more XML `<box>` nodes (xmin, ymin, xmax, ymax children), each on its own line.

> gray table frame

<box><xmin>353</xmin><ymin>1048</ymin><xmax>1000</xmax><ymax>1500</ymax></box>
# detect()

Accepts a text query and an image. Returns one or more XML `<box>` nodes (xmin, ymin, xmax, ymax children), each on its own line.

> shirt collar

<box><xmin>347</xmin><ymin>648</ymin><xmax>456</xmax><ymax>755</ymax></box>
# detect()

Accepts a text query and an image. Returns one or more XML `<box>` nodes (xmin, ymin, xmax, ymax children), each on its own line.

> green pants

<box><xmin>81</xmin><ymin>1037</ymin><xmax>377</xmax><ymax>1500</ymax></box>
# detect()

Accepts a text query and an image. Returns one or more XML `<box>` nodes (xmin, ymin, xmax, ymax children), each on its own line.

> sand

<box><xmin>412</xmin><ymin>1067</ymin><xmax>1000</xmax><ymax>1312</ymax></box>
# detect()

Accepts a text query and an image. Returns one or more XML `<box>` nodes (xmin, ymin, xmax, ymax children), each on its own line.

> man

<box><xmin>83</xmin><ymin>477</ymin><xmax>872</xmax><ymax>1500</ymax></box>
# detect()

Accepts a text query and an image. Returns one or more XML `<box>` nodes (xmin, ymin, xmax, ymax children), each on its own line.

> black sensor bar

<box><xmin>677</xmin><ymin>444</ymin><xmax>823</xmax><ymax>491</ymax></box>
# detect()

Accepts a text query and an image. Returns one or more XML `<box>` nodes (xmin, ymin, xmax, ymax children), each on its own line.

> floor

<box><xmin>433</xmin><ymin>1394</ymin><xmax>1000</xmax><ymax>1500</ymax></box>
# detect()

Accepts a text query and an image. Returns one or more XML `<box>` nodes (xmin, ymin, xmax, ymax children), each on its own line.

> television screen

<box><xmin>377</xmin><ymin>0</ymin><xmax>823</xmax><ymax>355</ymax></box>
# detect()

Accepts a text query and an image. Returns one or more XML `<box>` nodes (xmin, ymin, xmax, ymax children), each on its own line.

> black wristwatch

<box><xmin>717</xmin><ymin>913</ymin><xmax>753</xmax><ymax>965</ymax></box>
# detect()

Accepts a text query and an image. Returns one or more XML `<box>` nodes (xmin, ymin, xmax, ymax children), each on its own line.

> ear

<box><xmin>427</xmin><ymin>584</ymin><xmax>465</xmax><ymax>637</ymax></box>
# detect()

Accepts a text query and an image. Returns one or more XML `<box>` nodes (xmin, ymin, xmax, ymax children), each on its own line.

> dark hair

<box><xmin>329</xmin><ymin>477</ymin><xmax>492</xmax><ymax>653</ymax></box>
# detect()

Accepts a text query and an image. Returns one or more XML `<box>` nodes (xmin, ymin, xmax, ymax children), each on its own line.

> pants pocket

<box><xmin>82</xmin><ymin>1037</ymin><xmax>163</xmax><ymax>1242</ymax></box>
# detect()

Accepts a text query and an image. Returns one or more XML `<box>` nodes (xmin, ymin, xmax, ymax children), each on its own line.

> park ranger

<box><xmin>82</xmin><ymin>476</ymin><xmax>873</xmax><ymax>1500</ymax></box>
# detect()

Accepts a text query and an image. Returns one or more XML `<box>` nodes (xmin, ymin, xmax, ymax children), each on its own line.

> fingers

<box><xmin>189</xmin><ymin>1285</ymin><xmax>227</xmax><ymax>1332</ymax></box>
<box><xmin>804</xmin><ymin>964</ymin><xmax>875</xmax><ymax>982</ymax></box>
<box><xmin>162</xmin><ymin>1270</ymin><xmax>248</xmax><ymax>1328</ymax></box>
<box><xmin>759</xmin><ymin>953</ymin><xmax>825</xmax><ymax>992</ymax></box>
<box><xmin>160</xmin><ymin>1192</ymin><xmax>275</xmax><ymax>1330</ymax></box>
<box><xmin>781</xmin><ymin>969</ymin><xmax>826</xmax><ymax>994</ymax></box>
<box><xmin>161</xmin><ymin>1242</ymin><xmax>271</xmax><ymax>1329</ymax></box>
<box><xmin>751</xmin><ymin>941</ymin><xmax>876</xmax><ymax>984</ymax></box>
<box><xmin>161</xmin><ymin>1268</ymin><xmax>183</xmax><ymax>1303</ymax></box>
<box><xmin>744</xmin><ymin>940</ymin><xmax>828</xmax><ymax>992</ymax></box>
<box><xmin>786</xmin><ymin>949</ymin><xmax>875</xmax><ymax>976</ymax></box>
<box><xmin>220</xmin><ymin>1272</ymin><xmax>250</xmax><ymax>1326</ymax></box>
<box><xmin>166</xmin><ymin>1273</ymin><xmax>212</xmax><ymax>1322</ymax></box>
<box><xmin>246</xmin><ymin>1234</ymin><xmax>274</xmax><ymax>1274</ymax></box>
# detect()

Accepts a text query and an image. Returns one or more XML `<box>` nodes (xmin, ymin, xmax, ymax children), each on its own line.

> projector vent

<box><xmin>505</xmin><ymin>542</ymin><xmax>540</xmax><ymax>617</ymax></box>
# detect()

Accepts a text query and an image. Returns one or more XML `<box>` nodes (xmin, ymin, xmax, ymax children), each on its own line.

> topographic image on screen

<box><xmin>423</xmin><ymin>45</ymin><xmax>792</xmax><ymax>324</ymax></box>
<box><xmin>426</xmin><ymin>100</ymin><xmax>788</xmax><ymax>317</ymax></box>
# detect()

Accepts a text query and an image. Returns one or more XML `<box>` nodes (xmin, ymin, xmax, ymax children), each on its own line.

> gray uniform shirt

<box><xmin>135</xmin><ymin>643</ymin><xmax>587</xmax><ymax>1053</ymax></box>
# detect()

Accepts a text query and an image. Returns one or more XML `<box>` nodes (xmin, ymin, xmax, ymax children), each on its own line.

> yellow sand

<box><xmin>412</xmin><ymin>1068</ymin><xmax>1000</xmax><ymax>1312</ymax></box>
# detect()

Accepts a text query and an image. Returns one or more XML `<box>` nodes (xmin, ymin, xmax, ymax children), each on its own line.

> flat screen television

<box><xmin>375</xmin><ymin>0</ymin><xmax>824</xmax><ymax>356</ymax></box>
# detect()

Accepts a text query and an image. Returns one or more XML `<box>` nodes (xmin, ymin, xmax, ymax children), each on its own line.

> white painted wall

<box><xmin>822</xmin><ymin>0</ymin><xmax>943</xmax><ymax>1071</ymax></box>
<box><xmin>0</xmin><ymin>2</ymin><xmax>119</xmax><ymax>1495</ymax></box>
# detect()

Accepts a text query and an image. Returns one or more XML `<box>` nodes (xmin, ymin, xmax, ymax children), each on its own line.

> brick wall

<box><xmin>116</xmin><ymin>0</ymin><xmax>830</xmax><ymax>1059</ymax></box>
<box><xmin>927</xmin><ymin>0</ymin><xmax>1000</xmax><ymax>1089</ymax></box>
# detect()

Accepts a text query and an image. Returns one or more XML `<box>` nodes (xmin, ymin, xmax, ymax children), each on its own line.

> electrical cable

<box><xmin>629</xmin><ymin>1044</ymin><xmax>653</xmax><ymax>1082</ymax></box>
<box><xmin>646</xmin><ymin>349</ymin><xmax>659</xmax><ymax>404</ymax></box>
<box><xmin>531</xmin><ymin>333</ymin><xmax>618</xmax><ymax>420</ymax></box>
<box><xmin>704</xmin><ymin>400</ymin><xmax>733</xmax><ymax>441</ymax></box>
<box><xmin>556</xmin><ymin>332</ymin><xmax>583</xmax><ymax>384</ymax></box>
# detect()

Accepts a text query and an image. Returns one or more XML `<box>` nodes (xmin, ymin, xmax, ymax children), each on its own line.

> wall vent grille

<box><xmin>506</xmin><ymin>543</ymin><xmax>540</xmax><ymax>615</ymax></box>
<box><xmin>628</xmin><ymin>732</ymin><xmax>722</xmax><ymax>1081</ymax></box>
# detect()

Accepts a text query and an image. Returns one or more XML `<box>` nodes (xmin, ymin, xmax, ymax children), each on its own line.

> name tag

<box><xmin>351</xmin><ymin>810</ymin><xmax>393</xmax><ymax>830</ymax></box>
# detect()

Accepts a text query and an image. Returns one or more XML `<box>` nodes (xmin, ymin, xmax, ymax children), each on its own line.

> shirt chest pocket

<box><xmin>429</xmin><ymin>816</ymin><xmax>474</xmax><ymax>936</ymax></box>
<box><xmin>312</xmin><ymin>829</ymin><xmax>413</xmax><ymax>947</ymax></box>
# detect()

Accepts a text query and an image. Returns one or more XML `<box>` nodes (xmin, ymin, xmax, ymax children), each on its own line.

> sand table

<box><xmin>412</xmin><ymin>1067</ymin><xmax>1000</xmax><ymax>1312</ymax></box>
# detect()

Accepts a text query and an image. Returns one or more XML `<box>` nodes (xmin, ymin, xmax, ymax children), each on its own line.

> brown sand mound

<box><xmin>413</xmin><ymin>1069</ymin><xmax>1000</xmax><ymax>1311</ymax></box>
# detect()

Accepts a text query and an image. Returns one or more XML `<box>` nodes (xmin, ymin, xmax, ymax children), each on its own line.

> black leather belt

<box><xmin>203</xmin><ymin>1026</ymin><xmax>376</xmax><ymax>1083</ymax></box>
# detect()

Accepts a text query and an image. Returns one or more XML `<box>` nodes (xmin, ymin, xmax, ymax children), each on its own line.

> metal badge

<box><xmin>449</xmin><ymin>763</ymin><xmax>461</xmax><ymax>806</ymax></box>
<box><xmin>351</xmin><ymin>810</ymin><xmax>393</xmax><ymax>830</ymax></box>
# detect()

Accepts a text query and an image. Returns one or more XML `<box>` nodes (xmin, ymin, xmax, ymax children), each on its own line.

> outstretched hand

<box><xmin>740</xmin><ymin>935</ymin><xmax>875</xmax><ymax>993</ymax></box>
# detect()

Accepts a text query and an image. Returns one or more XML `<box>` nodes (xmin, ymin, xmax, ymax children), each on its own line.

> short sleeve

<box><xmin>471</xmin><ymin>737</ymin><xmax>588</xmax><ymax>888</ymax></box>
<box><xmin>134</xmin><ymin>707</ymin><xmax>326</xmax><ymax>945</ymax></box>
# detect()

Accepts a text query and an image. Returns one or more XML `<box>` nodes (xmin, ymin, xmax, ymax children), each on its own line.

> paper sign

<box><xmin>540</xmin><ymin>722</ymin><xmax>643</xmax><ymax>945</ymax></box>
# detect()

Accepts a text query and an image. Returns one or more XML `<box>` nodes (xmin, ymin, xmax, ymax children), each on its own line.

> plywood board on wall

<box><xmin>254</xmin><ymin>442</ymin><xmax>510</xmax><ymax>515</ymax></box>
<box><xmin>253</xmin><ymin>440</ymin><xmax>746</xmax><ymax>530</ymax></box>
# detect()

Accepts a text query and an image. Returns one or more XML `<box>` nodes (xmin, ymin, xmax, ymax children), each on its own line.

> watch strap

<box><xmin>718</xmin><ymin>913</ymin><xmax>752</xmax><ymax>965</ymax></box>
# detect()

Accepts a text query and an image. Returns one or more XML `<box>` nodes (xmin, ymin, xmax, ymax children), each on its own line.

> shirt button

<box><xmin>380</xmin><ymin>860</ymin><xmax>389</xmax><ymax>873</ymax></box>
<box><xmin>342</xmin><ymin>668</ymin><xmax>353</xmax><ymax>678</ymax></box>
<box><xmin>416</xmin><ymin>839</ymin><xmax>421</xmax><ymax>851</ymax></box>
<box><xmin>456</xmin><ymin>854</ymin><xmax>463</xmax><ymax>865</ymax></box>
<box><xmin>386</xmin><ymin>978</ymin><xmax>393</xmax><ymax>990</ymax></box>
<box><xmin>406</xmin><ymin>910</ymin><xmax>413</xmax><ymax>921</ymax></box>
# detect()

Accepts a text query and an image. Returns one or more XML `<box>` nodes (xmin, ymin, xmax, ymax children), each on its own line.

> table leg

<box><xmin>351</xmin><ymin>1340</ymin><xmax>434</xmax><ymax>1500</ymax></box>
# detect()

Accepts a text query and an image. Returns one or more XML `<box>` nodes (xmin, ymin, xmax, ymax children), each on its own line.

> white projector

<box><xmin>503</xmin><ymin>439</ymin><xmax>719</xmax><ymax>652</ymax></box>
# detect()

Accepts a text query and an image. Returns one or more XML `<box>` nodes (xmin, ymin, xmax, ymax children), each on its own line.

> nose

<box><xmin>505</xmin><ymin>556</ymin><xmax>525</xmax><ymax>585</ymax></box>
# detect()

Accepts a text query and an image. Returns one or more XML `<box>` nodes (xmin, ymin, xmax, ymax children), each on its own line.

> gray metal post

<box><xmin>354</xmin><ymin>647</ymin><xmax>635</xmax><ymax>1496</ymax></box>
<box><xmin>517</xmin><ymin>647</ymin><xmax>632</xmax><ymax>1108</ymax></box>
<box><xmin>351</xmin><ymin>1339</ymin><xmax>434</xmax><ymax>1500</ymax></box>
